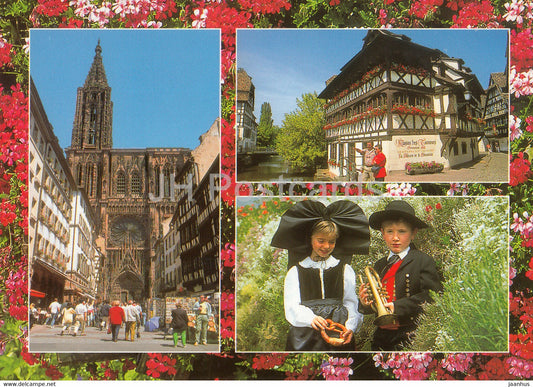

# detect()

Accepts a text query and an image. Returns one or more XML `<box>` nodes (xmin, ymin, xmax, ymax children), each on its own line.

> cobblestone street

<box><xmin>29</xmin><ymin>323</ymin><xmax>219</xmax><ymax>353</ymax></box>
<box><xmin>385</xmin><ymin>152</ymin><xmax>509</xmax><ymax>183</ymax></box>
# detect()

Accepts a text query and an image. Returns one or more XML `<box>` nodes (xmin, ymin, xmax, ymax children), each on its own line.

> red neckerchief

<box><xmin>381</xmin><ymin>259</ymin><xmax>403</xmax><ymax>302</ymax></box>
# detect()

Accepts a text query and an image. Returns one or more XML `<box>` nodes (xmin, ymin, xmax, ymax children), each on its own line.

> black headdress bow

<box><xmin>271</xmin><ymin>200</ymin><xmax>370</xmax><ymax>261</ymax></box>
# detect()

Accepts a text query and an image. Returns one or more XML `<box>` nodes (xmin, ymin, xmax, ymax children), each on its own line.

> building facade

<box><xmin>319</xmin><ymin>30</ymin><xmax>488</xmax><ymax>178</ymax></box>
<box><xmin>152</xmin><ymin>119</ymin><xmax>220</xmax><ymax>299</ymax></box>
<box><xmin>65</xmin><ymin>42</ymin><xmax>192</xmax><ymax>303</ymax></box>
<box><xmin>483</xmin><ymin>70</ymin><xmax>509</xmax><ymax>153</ymax></box>
<box><xmin>29</xmin><ymin>79</ymin><xmax>100</xmax><ymax>306</ymax></box>
<box><xmin>165</xmin><ymin>120</ymin><xmax>220</xmax><ymax>297</ymax></box>
<box><xmin>236</xmin><ymin>68</ymin><xmax>258</xmax><ymax>153</ymax></box>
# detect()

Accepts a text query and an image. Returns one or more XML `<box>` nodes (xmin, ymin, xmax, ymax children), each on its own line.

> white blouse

<box><xmin>284</xmin><ymin>256</ymin><xmax>362</xmax><ymax>332</ymax></box>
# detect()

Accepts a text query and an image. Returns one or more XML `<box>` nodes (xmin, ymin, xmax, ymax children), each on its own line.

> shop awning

<box><xmin>30</xmin><ymin>289</ymin><xmax>46</xmax><ymax>298</ymax></box>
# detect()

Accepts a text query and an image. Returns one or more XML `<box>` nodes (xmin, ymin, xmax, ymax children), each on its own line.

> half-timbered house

<box><xmin>319</xmin><ymin>30</ymin><xmax>486</xmax><ymax>178</ymax></box>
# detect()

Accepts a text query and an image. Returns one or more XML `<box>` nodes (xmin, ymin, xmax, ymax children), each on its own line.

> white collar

<box><xmin>299</xmin><ymin>256</ymin><xmax>340</xmax><ymax>269</ymax></box>
<box><xmin>388</xmin><ymin>246</ymin><xmax>411</xmax><ymax>261</ymax></box>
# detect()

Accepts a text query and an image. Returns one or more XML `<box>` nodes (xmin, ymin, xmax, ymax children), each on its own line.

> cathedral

<box><xmin>65</xmin><ymin>42</ymin><xmax>191</xmax><ymax>302</ymax></box>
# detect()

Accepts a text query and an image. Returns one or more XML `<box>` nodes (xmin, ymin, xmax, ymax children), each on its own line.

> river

<box><xmin>237</xmin><ymin>154</ymin><xmax>316</xmax><ymax>182</ymax></box>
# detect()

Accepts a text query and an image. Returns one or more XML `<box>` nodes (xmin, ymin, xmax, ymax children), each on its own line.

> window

<box><xmin>77</xmin><ymin>165</ymin><xmax>83</xmax><ymax>185</ymax></box>
<box><xmin>461</xmin><ymin>142</ymin><xmax>468</xmax><ymax>154</ymax></box>
<box><xmin>330</xmin><ymin>144</ymin><xmax>337</xmax><ymax>160</ymax></box>
<box><xmin>163</xmin><ymin>167</ymin><xmax>171</xmax><ymax>198</ymax></box>
<box><xmin>154</xmin><ymin>166</ymin><xmax>160</xmax><ymax>197</ymax></box>
<box><xmin>131</xmin><ymin>171</ymin><xmax>141</xmax><ymax>195</ymax></box>
<box><xmin>117</xmin><ymin>171</ymin><xmax>126</xmax><ymax>195</ymax></box>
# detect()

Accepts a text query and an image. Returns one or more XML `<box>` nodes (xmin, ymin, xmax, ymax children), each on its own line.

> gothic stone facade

<box><xmin>65</xmin><ymin>42</ymin><xmax>191</xmax><ymax>303</ymax></box>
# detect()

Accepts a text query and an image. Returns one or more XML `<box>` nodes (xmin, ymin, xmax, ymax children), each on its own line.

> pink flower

<box><xmin>447</xmin><ymin>183</ymin><xmax>468</xmax><ymax>196</ymax></box>
<box><xmin>88</xmin><ymin>1</ymin><xmax>113</xmax><ymax>26</ymax></box>
<box><xmin>511</xmin><ymin>212</ymin><xmax>525</xmax><ymax>233</ymax></box>
<box><xmin>69</xmin><ymin>0</ymin><xmax>94</xmax><ymax>18</ymax></box>
<box><xmin>320</xmin><ymin>357</ymin><xmax>354</xmax><ymax>380</ymax></box>
<box><xmin>378</xmin><ymin>9</ymin><xmax>388</xmax><ymax>26</ymax></box>
<box><xmin>510</xmin><ymin>67</ymin><xmax>533</xmax><ymax>97</ymax></box>
<box><xmin>504</xmin><ymin>0</ymin><xmax>526</xmax><ymax>24</ymax></box>
<box><xmin>441</xmin><ymin>353</ymin><xmax>474</xmax><ymax>373</ymax></box>
<box><xmin>510</xmin><ymin>115</ymin><xmax>523</xmax><ymax>141</ymax></box>
<box><xmin>191</xmin><ymin>8</ymin><xmax>208</xmax><ymax>28</ymax></box>
<box><xmin>385</xmin><ymin>183</ymin><xmax>416</xmax><ymax>196</ymax></box>
<box><xmin>506</xmin><ymin>356</ymin><xmax>533</xmax><ymax>378</ymax></box>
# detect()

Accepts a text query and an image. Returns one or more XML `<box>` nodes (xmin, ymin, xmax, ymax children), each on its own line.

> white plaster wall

<box><xmin>384</xmin><ymin>135</ymin><xmax>448</xmax><ymax>171</ymax></box>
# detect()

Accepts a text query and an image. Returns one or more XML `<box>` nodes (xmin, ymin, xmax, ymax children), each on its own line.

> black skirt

<box><xmin>286</xmin><ymin>298</ymin><xmax>353</xmax><ymax>352</ymax></box>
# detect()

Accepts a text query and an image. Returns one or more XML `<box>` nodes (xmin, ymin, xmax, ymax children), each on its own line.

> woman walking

<box><xmin>108</xmin><ymin>300</ymin><xmax>125</xmax><ymax>342</ymax></box>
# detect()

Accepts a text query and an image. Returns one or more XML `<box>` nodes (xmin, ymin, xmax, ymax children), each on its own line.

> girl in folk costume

<box><xmin>271</xmin><ymin>200</ymin><xmax>370</xmax><ymax>351</ymax></box>
<box><xmin>358</xmin><ymin>200</ymin><xmax>442</xmax><ymax>351</ymax></box>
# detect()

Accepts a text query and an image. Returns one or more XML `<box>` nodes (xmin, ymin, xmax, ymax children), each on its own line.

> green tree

<box><xmin>256</xmin><ymin>102</ymin><xmax>278</xmax><ymax>148</ymax></box>
<box><xmin>275</xmin><ymin>92</ymin><xmax>326</xmax><ymax>172</ymax></box>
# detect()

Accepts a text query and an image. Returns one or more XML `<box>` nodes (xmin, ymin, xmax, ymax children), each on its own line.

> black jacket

<box><xmin>171</xmin><ymin>307</ymin><xmax>188</xmax><ymax>331</ymax></box>
<box><xmin>360</xmin><ymin>247</ymin><xmax>442</xmax><ymax>327</ymax></box>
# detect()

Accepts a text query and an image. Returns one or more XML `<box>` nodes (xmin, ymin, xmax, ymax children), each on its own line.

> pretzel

<box><xmin>320</xmin><ymin>319</ymin><xmax>349</xmax><ymax>346</ymax></box>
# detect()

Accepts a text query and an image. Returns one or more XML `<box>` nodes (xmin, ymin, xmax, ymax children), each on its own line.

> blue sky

<box><xmin>236</xmin><ymin>29</ymin><xmax>509</xmax><ymax>127</ymax></box>
<box><xmin>30</xmin><ymin>29</ymin><xmax>220</xmax><ymax>151</ymax></box>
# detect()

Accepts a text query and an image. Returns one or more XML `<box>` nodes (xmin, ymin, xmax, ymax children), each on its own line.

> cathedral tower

<box><xmin>66</xmin><ymin>42</ymin><xmax>191</xmax><ymax>303</ymax></box>
<box><xmin>71</xmin><ymin>40</ymin><xmax>113</xmax><ymax>150</ymax></box>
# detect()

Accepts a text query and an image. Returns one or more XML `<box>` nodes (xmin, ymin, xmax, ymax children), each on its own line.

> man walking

<box><xmin>98</xmin><ymin>300</ymin><xmax>111</xmax><ymax>331</ymax></box>
<box><xmin>47</xmin><ymin>298</ymin><xmax>61</xmax><ymax>328</ymax></box>
<box><xmin>133</xmin><ymin>301</ymin><xmax>143</xmax><ymax>339</ymax></box>
<box><xmin>124</xmin><ymin>300</ymin><xmax>140</xmax><ymax>342</ymax></box>
<box><xmin>75</xmin><ymin>300</ymin><xmax>88</xmax><ymax>335</ymax></box>
<box><xmin>194</xmin><ymin>295</ymin><xmax>211</xmax><ymax>345</ymax></box>
<box><xmin>356</xmin><ymin>141</ymin><xmax>376</xmax><ymax>182</ymax></box>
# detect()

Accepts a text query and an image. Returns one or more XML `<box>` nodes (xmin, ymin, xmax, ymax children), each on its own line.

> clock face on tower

<box><xmin>109</xmin><ymin>216</ymin><xmax>145</xmax><ymax>246</ymax></box>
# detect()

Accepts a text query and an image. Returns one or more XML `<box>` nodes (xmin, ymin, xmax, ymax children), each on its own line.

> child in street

<box><xmin>59</xmin><ymin>303</ymin><xmax>79</xmax><ymax>336</ymax></box>
<box><xmin>271</xmin><ymin>199</ymin><xmax>370</xmax><ymax>351</ymax></box>
<box><xmin>358</xmin><ymin>200</ymin><xmax>442</xmax><ymax>351</ymax></box>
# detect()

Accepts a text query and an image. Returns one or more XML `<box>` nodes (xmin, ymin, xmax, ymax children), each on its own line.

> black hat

<box><xmin>368</xmin><ymin>200</ymin><xmax>428</xmax><ymax>230</ymax></box>
<box><xmin>271</xmin><ymin>200</ymin><xmax>370</xmax><ymax>258</ymax></box>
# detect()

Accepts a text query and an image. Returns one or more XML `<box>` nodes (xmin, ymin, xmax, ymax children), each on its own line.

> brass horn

<box><xmin>359</xmin><ymin>266</ymin><xmax>399</xmax><ymax>329</ymax></box>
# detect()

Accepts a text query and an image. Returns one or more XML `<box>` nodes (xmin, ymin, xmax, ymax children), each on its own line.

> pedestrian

<box><xmin>271</xmin><ymin>200</ymin><xmax>369</xmax><ymax>351</ymax></box>
<box><xmin>59</xmin><ymin>303</ymin><xmax>79</xmax><ymax>336</ymax></box>
<box><xmin>372</xmin><ymin>144</ymin><xmax>387</xmax><ymax>182</ymax></box>
<box><xmin>171</xmin><ymin>302</ymin><xmax>188</xmax><ymax>348</ymax></box>
<box><xmin>133</xmin><ymin>301</ymin><xmax>143</xmax><ymax>338</ymax></box>
<box><xmin>87</xmin><ymin>301</ymin><xmax>95</xmax><ymax>327</ymax></box>
<box><xmin>38</xmin><ymin>307</ymin><xmax>47</xmax><ymax>325</ymax></box>
<box><xmin>108</xmin><ymin>300</ymin><xmax>125</xmax><ymax>342</ymax></box>
<box><xmin>124</xmin><ymin>300</ymin><xmax>140</xmax><ymax>342</ymax></box>
<box><xmin>98</xmin><ymin>300</ymin><xmax>111</xmax><ymax>331</ymax></box>
<box><xmin>194</xmin><ymin>296</ymin><xmax>211</xmax><ymax>345</ymax></box>
<box><xmin>47</xmin><ymin>298</ymin><xmax>61</xmax><ymax>327</ymax></box>
<box><xmin>75</xmin><ymin>300</ymin><xmax>88</xmax><ymax>335</ymax></box>
<box><xmin>358</xmin><ymin>200</ymin><xmax>442</xmax><ymax>351</ymax></box>
<box><xmin>29</xmin><ymin>303</ymin><xmax>38</xmax><ymax>329</ymax></box>
<box><xmin>356</xmin><ymin>141</ymin><xmax>376</xmax><ymax>182</ymax></box>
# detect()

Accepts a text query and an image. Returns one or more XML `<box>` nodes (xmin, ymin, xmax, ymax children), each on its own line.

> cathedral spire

<box><xmin>84</xmin><ymin>40</ymin><xmax>108</xmax><ymax>88</ymax></box>
<box><xmin>70</xmin><ymin>41</ymin><xmax>113</xmax><ymax>150</ymax></box>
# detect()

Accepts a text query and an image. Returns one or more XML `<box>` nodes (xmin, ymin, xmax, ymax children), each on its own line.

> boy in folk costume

<box><xmin>359</xmin><ymin>200</ymin><xmax>442</xmax><ymax>351</ymax></box>
<box><xmin>271</xmin><ymin>200</ymin><xmax>370</xmax><ymax>351</ymax></box>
